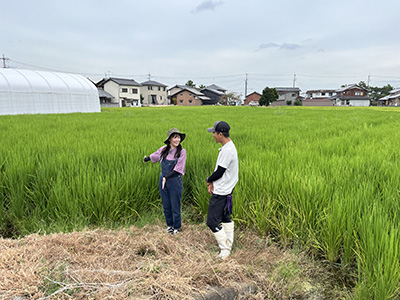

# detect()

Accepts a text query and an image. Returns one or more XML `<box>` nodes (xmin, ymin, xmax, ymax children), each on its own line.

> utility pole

<box><xmin>293</xmin><ymin>73</ymin><xmax>296</xmax><ymax>88</ymax></box>
<box><xmin>367</xmin><ymin>74</ymin><xmax>371</xmax><ymax>87</ymax></box>
<box><xmin>1</xmin><ymin>54</ymin><xmax>9</xmax><ymax>68</ymax></box>
<box><xmin>244</xmin><ymin>72</ymin><xmax>248</xmax><ymax>101</ymax></box>
<box><xmin>148</xmin><ymin>73</ymin><xmax>151</xmax><ymax>81</ymax></box>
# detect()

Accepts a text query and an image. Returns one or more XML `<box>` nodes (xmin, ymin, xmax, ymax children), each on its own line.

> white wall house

<box><xmin>96</xmin><ymin>77</ymin><xmax>141</xmax><ymax>107</ymax></box>
<box><xmin>0</xmin><ymin>68</ymin><xmax>100</xmax><ymax>115</ymax></box>
<box><xmin>333</xmin><ymin>84</ymin><xmax>370</xmax><ymax>107</ymax></box>
<box><xmin>377</xmin><ymin>88</ymin><xmax>400</xmax><ymax>106</ymax></box>
<box><xmin>140</xmin><ymin>80</ymin><xmax>168</xmax><ymax>105</ymax></box>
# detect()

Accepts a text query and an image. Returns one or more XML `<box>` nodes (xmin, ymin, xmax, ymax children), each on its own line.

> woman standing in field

<box><xmin>143</xmin><ymin>128</ymin><xmax>186</xmax><ymax>234</ymax></box>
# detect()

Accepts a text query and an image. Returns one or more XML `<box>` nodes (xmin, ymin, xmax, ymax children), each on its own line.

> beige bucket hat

<box><xmin>164</xmin><ymin>128</ymin><xmax>186</xmax><ymax>144</ymax></box>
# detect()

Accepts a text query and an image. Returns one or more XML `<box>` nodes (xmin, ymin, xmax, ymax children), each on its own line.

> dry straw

<box><xmin>0</xmin><ymin>224</ymin><xmax>327</xmax><ymax>299</ymax></box>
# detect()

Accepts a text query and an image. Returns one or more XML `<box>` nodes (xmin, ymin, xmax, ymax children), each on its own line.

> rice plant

<box><xmin>1</xmin><ymin>106</ymin><xmax>400</xmax><ymax>299</ymax></box>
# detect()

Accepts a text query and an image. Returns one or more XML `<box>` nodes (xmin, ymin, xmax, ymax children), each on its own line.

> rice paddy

<box><xmin>1</xmin><ymin>106</ymin><xmax>400</xmax><ymax>299</ymax></box>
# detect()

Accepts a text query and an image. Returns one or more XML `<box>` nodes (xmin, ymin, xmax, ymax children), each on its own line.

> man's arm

<box><xmin>207</xmin><ymin>165</ymin><xmax>226</xmax><ymax>183</ymax></box>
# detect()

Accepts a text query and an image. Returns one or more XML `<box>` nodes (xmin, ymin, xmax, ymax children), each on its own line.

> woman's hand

<box><xmin>162</xmin><ymin>177</ymin><xmax>167</xmax><ymax>189</ymax></box>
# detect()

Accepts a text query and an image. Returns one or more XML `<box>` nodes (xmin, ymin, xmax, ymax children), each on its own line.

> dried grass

<box><xmin>0</xmin><ymin>224</ymin><xmax>328</xmax><ymax>299</ymax></box>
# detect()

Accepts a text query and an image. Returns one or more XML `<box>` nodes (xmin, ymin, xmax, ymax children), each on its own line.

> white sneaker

<box><xmin>173</xmin><ymin>229</ymin><xmax>180</xmax><ymax>234</ymax></box>
<box><xmin>166</xmin><ymin>226</ymin><xmax>174</xmax><ymax>234</ymax></box>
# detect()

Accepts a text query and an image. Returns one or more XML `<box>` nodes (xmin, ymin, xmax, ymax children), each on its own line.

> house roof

<box><xmin>388</xmin><ymin>88</ymin><xmax>400</xmax><ymax>95</ymax></box>
<box><xmin>336</xmin><ymin>96</ymin><xmax>370</xmax><ymax>100</ymax></box>
<box><xmin>141</xmin><ymin>80</ymin><xmax>168</xmax><ymax>87</ymax></box>
<box><xmin>379</xmin><ymin>94</ymin><xmax>400</xmax><ymax>101</ymax></box>
<box><xmin>336</xmin><ymin>84</ymin><xmax>365</xmax><ymax>92</ymax></box>
<box><xmin>306</xmin><ymin>89</ymin><xmax>336</xmax><ymax>94</ymax></box>
<box><xmin>169</xmin><ymin>86</ymin><xmax>204</xmax><ymax>97</ymax></box>
<box><xmin>201</xmin><ymin>88</ymin><xmax>224</xmax><ymax>96</ymax></box>
<box><xmin>275</xmin><ymin>87</ymin><xmax>301</xmax><ymax>93</ymax></box>
<box><xmin>198</xmin><ymin>95</ymin><xmax>212</xmax><ymax>101</ymax></box>
<box><xmin>246</xmin><ymin>91</ymin><xmax>262</xmax><ymax>97</ymax></box>
<box><xmin>97</xmin><ymin>88</ymin><xmax>114</xmax><ymax>98</ymax></box>
<box><xmin>97</xmin><ymin>77</ymin><xmax>141</xmax><ymax>87</ymax></box>
<box><xmin>206</xmin><ymin>84</ymin><xmax>226</xmax><ymax>92</ymax></box>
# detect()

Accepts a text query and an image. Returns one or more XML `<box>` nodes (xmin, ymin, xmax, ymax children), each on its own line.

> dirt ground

<box><xmin>0</xmin><ymin>223</ymin><xmax>348</xmax><ymax>299</ymax></box>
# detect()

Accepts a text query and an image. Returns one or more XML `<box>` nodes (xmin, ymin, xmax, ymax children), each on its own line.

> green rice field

<box><xmin>1</xmin><ymin>106</ymin><xmax>400</xmax><ymax>299</ymax></box>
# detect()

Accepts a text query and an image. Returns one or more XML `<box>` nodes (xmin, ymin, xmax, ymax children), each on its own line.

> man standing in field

<box><xmin>206</xmin><ymin>121</ymin><xmax>238</xmax><ymax>259</ymax></box>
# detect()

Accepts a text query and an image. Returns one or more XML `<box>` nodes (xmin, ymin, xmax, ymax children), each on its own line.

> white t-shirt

<box><xmin>213</xmin><ymin>140</ymin><xmax>239</xmax><ymax>195</ymax></box>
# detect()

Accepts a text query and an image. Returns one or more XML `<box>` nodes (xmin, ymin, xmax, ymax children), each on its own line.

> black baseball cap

<box><xmin>207</xmin><ymin>121</ymin><xmax>230</xmax><ymax>133</ymax></box>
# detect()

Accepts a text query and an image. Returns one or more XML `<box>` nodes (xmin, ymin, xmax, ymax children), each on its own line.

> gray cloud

<box><xmin>259</xmin><ymin>43</ymin><xmax>280</xmax><ymax>49</ymax></box>
<box><xmin>258</xmin><ymin>42</ymin><xmax>301</xmax><ymax>51</ymax></box>
<box><xmin>280</xmin><ymin>43</ymin><xmax>301</xmax><ymax>50</ymax></box>
<box><xmin>192</xmin><ymin>1</ymin><xmax>225</xmax><ymax>13</ymax></box>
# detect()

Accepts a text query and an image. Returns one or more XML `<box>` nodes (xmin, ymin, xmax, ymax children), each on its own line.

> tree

<box><xmin>198</xmin><ymin>84</ymin><xmax>206</xmax><ymax>89</ymax></box>
<box><xmin>358</xmin><ymin>81</ymin><xmax>393</xmax><ymax>105</ymax></box>
<box><xmin>221</xmin><ymin>92</ymin><xmax>242</xmax><ymax>106</ymax></box>
<box><xmin>185</xmin><ymin>80</ymin><xmax>196</xmax><ymax>88</ymax></box>
<box><xmin>259</xmin><ymin>87</ymin><xmax>279</xmax><ymax>106</ymax></box>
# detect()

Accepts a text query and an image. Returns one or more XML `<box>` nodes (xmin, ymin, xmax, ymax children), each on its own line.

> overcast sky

<box><xmin>1</xmin><ymin>0</ymin><xmax>399</xmax><ymax>95</ymax></box>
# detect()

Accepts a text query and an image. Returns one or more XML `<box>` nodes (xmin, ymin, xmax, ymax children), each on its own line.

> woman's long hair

<box><xmin>161</xmin><ymin>136</ymin><xmax>182</xmax><ymax>160</ymax></box>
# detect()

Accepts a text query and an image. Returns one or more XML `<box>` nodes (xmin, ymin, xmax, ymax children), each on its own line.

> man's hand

<box><xmin>207</xmin><ymin>182</ymin><xmax>213</xmax><ymax>194</ymax></box>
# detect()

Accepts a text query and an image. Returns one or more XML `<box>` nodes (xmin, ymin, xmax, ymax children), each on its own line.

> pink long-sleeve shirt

<box><xmin>149</xmin><ymin>146</ymin><xmax>186</xmax><ymax>175</ymax></box>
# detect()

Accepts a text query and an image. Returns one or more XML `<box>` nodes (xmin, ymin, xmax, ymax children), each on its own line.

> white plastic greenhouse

<box><xmin>0</xmin><ymin>68</ymin><xmax>101</xmax><ymax>115</ymax></box>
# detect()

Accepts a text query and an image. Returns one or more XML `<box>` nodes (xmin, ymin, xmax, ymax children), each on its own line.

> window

<box><xmin>189</xmin><ymin>100</ymin><xmax>192</xmax><ymax>103</ymax></box>
<box><xmin>163</xmin><ymin>87</ymin><xmax>166</xmax><ymax>91</ymax></box>
<box><xmin>158</xmin><ymin>87</ymin><xmax>161</xmax><ymax>91</ymax></box>
<box><xmin>148</xmin><ymin>86</ymin><xmax>151</xmax><ymax>90</ymax></box>
<box><xmin>160</xmin><ymin>96</ymin><xmax>162</xmax><ymax>100</ymax></box>
<box><xmin>121</xmin><ymin>88</ymin><xmax>128</xmax><ymax>93</ymax></box>
<box><xmin>132</xmin><ymin>88</ymin><xmax>138</xmax><ymax>94</ymax></box>
<box><xmin>180</xmin><ymin>100</ymin><xmax>183</xmax><ymax>103</ymax></box>
<box><xmin>292</xmin><ymin>93</ymin><xmax>296</xmax><ymax>97</ymax></box>
<box><xmin>321</xmin><ymin>92</ymin><xmax>326</xmax><ymax>96</ymax></box>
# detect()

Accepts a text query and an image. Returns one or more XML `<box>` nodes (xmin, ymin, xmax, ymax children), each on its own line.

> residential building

<box><xmin>200</xmin><ymin>87</ymin><xmax>224</xmax><ymax>105</ymax></box>
<box><xmin>98</xmin><ymin>88</ymin><xmax>116</xmax><ymax>107</ymax></box>
<box><xmin>271</xmin><ymin>87</ymin><xmax>301</xmax><ymax>106</ymax></box>
<box><xmin>333</xmin><ymin>84</ymin><xmax>370</xmax><ymax>106</ymax></box>
<box><xmin>96</xmin><ymin>77</ymin><xmax>141</xmax><ymax>107</ymax></box>
<box><xmin>140</xmin><ymin>80</ymin><xmax>168</xmax><ymax>105</ymax></box>
<box><xmin>302</xmin><ymin>89</ymin><xmax>336</xmax><ymax>106</ymax></box>
<box><xmin>244</xmin><ymin>91</ymin><xmax>261</xmax><ymax>106</ymax></box>
<box><xmin>377</xmin><ymin>88</ymin><xmax>400</xmax><ymax>106</ymax></box>
<box><xmin>168</xmin><ymin>85</ymin><xmax>210</xmax><ymax>106</ymax></box>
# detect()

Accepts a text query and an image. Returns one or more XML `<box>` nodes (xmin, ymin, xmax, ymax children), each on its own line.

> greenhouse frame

<box><xmin>0</xmin><ymin>68</ymin><xmax>100</xmax><ymax>115</ymax></box>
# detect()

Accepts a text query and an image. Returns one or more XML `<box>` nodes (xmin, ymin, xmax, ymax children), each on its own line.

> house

<box><xmin>96</xmin><ymin>77</ymin><xmax>141</xmax><ymax>107</ymax></box>
<box><xmin>200</xmin><ymin>87</ymin><xmax>224</xmax><ymax>105</ymax></box>
<box><xmin>333</xmin><ymin>84</ymin><xmax>370</xmax><ymax>106</ymax></box>
<box><xmin>140</xmin><ymin>80</ymin><xmax>168</xmax><ymax>105</ymax></box>
<box><xmin>98</xmin><ymin>88</ymin><xmax>116</xmax><ymax>107</ymax></box>
<box><xmin>270</xmin><ymin>87</ymin><xmax>301</xmax><ymax>106</ymax></box>
<box><xmin>302</xmin><ymin>89</ymin><xmax>336</xmax><ymax>106</ymax></box>
<box><xmin>244</xmin><ymin>91</ymin><xmax>261</xmax><ymax>106</ymax></box>
<box><xmin>377</xmin><ymin>88</ymin><xmax>400</xmax><ymax>106</ymax></box>
<box><xmin>168</xmin><ymin>85</ymin><xmax>210</xmax><ymax>106</ymax></box>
